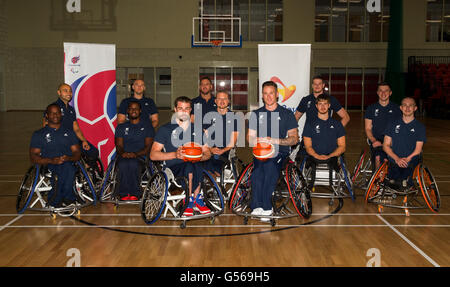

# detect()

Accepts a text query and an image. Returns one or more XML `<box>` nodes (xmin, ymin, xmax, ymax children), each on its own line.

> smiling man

<box><xmin>365</xmin><ymin>82</ymin><xmax>402</xmax><ymax>169</ymax></box>
<box><xmin>383</xmin><ymin>97</ymin><xmax>425</xmax><ymax>187</ymax></box>
<box><xmin>31</xmin><ymin>104</ymin><xmax>81</xmax><ymax>207</ymax></box>
<box><xmin>247</xmin><ymin>80</ymin><xmax>299</xmax><ymax>221</ymax></box>
<box><xmin>115</xmin><ymin>100</ymin><xmax>155</xmax><ymax>201</ymax></box>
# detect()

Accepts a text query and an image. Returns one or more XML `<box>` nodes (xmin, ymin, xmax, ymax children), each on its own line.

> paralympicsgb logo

<box><xmin>70</xmin><ymin>70</ymin><xmax>117</xmax><ymax>168</ymax></box>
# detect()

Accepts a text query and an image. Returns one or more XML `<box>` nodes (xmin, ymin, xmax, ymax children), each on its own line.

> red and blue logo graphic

<box><xmin>70</xmin><ymin>70</ymin><xmax>117</xmax><ymax>168</ymax></box>
<box><xmin>71</xmin><ymin>56</ymin><xmax>80</xmax><ymax>64</ymax></box>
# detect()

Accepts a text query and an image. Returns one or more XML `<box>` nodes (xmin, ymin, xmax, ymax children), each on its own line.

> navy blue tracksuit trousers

<box><xmin>250</xmin><ymin>153</ymin><xmax>287</xmax><ymax>211</ymax></box>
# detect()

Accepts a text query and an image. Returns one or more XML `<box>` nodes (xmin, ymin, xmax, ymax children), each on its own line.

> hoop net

<box><xmin>211</xmin><ymin>40</ymin><xmax>223</xmax><ymax>56</ymax></box>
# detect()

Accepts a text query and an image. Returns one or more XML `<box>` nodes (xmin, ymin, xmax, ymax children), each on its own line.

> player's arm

<box><xmin>150</xmin><ymin>114</ymin><xmax>159</xmax><ymax>128</ymax></box>
<box><xmin>30</xmin><ymin>147</ymin><xmax>57</xmax><ymax>165</ymax></box>
<box><xmin>336</xmin><ymin>108</ymin><xmax>350</xmax><ymax>127</ymax></box>
<box><xmin>303</xmin><ymin>136</ymin><xmax>323</xmax><ymax>159</ymax></box>
<box><xmin>247</xmin><ymin>128</ymin><xmax>257</xmax><ymax>147</ymax></box>
<box><xmin>135</xmin><ymin>137</ymin><xmax>154</xmax><ymax>158</ymax></box>
<box><xmin>150</xmin><ymin>141</ymin><xmax>180</xmax><ymax>161</ymax></box>
<box><xmin>65</xmin><ymin>144</ymin><xmax>82</xmax><ymax>162</ymax></box>
<box><xmin>115</xmin><ymin>137</ymin><xmax>137</xmax><ymax>159</ymax></box>
<box><xmin>73</xmin><ymin>121</ymin><xmax>90</xmax><ymax>150</ymax></box>
<box><xmin>328</xmin><ymin>136</ymin><xmax>346</xmax><ymax>158</ymax></box>
<box><xmin>200</xmin><ymin>144</ymin><xmax>212</xmax><ymax>162</ymax></box>
<box><xmin>406</xmin><ymin>141</ymin><xmax>424</xmax><ymax>163</ymax></box>
<box><xmin>383</xmin><ymin>135</ymin><xmax>407</xmax><ymax>168</ymax></box>
<box><xmin>275</xmin><ymin>128</ymin><xmax>299</xmax><ymax>146</ymax></box>
<box><xmin>294</xmin><ymin>111</ymin><xmax>304</xmax><ymax>122</ymax></box>
<box><xmin>364</xmin><ymin>118</ymin><xmax>380</xmax><ymax>146</ymax></box>
<box><xmin>117</xmin><ymin>113</ymin><xmax>127</xmax><ymax>125</ymax></box>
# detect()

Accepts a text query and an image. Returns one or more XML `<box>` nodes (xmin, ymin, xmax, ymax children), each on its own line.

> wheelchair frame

<box><xmin>299</xmin><ymin>155</ymin><xmax>355</xmax><ymax>205</ymax></box>
<box><xmin>364</xmin><ymin>161</ymin><xmax>440</xmax><ymax>216</ymax></box>
<box><xmin>16</xmin><ymin>159</ymin><xmax>97</xmax><ymax>217</ymax></box>
<box><xmin>211</xmin><ymin>148</ymin><xmax>244</xmax><ymax>201</ymax></box>
<box><xmin>229</xmin><ymin>159</ymin><xmax>312</xmax><ymax>226</ymax></box>
<box><xmin>140</xmin><ymin>163</ymin><xmax>225</xmax><ymax>229</ymax></box>
<box><xmin>98</xmin><ymin>155</ymin><xmax>157</xmax><ymax>207</ymax></box>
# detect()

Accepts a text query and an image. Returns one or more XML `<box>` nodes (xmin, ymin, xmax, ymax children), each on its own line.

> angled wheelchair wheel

<box><xmin>416</xmin><ymin>165</ymin><xmax>440</xmax><ymax>213</ymax></box>
<box><xmin>16</xmin><ymin>165</ymin><xmax>40</xmax><ymax>214</ymax></box>
<box><xmin>141</xmin><ymin>171</ymin><xmax>168</xmax><ymax>224</ymax></box>
<box><xmin>74</xmin><ymin>162</ymin><xmax>97</xmax><ymax>205</ymax></box>
<box><xmin>98</xmin><ymin>158</ymin><xmax>118</xmax><ymax>201</ymax></box>
<box><xmin>229</xmin><ymin>163</ymin><xmax>253</xmax><ymax>212</ymax></box>
<box><xmin>339</xmin><ymin>156</ymin><xmax>355</xmax><ymax>201</ymax></box>
<box><xmin>351</xmin><ymin>150</ymin><xmax>366</xmax><ymax>184</ymax></box>
<box><xmin>365</xmin><ymin>161</ymin><xmax>388</xmax><ymax>203</ymax></box>
<box><xmin>202</xmin><ymin>169</ymin><xmax>224</xmax><ymax>213</ymax></box>
<box><xmin>286</xmin><ymin>162</ymin><xmax>312</xmax><ymax>219</ymax></box>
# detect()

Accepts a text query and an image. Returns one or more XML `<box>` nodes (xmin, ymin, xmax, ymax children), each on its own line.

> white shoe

<box><xmin>260</xmin><ymin>209</ymin><xmax>273</xmax><ymax>222</ymax></box>
<box><xmin>251</xmin><ymin>208</ymin><xmax>263</xmax><ymax>216</ymax></box>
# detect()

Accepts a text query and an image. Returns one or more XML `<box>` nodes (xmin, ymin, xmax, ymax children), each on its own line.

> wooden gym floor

<box><xmin>0</xmin><ymin>111</ymin><xmax>448</xmax><ymax>267</ymax></box>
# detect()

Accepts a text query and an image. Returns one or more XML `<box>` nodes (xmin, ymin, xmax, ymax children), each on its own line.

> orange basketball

<box><xmin>252</xmin><ymin>141</ymin><xmax>275</xmax><ymax>161</ymax></box>
<box><xmin>182</xmin><ymin>142</ymin><xmax>203</xmax><ymax>162</ymax></box>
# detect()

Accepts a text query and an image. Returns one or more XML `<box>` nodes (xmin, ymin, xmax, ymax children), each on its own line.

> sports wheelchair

<box><xmin>229</xmin><ymin>158</ymin><xmax>312</xmax><ymax>226</ymax></box>
<box><xmin>140</xmin><ymin>162</ymin><xmax>225</xmax><ymax>229</ymax></box>
<box><xmin>299</xmin><ymin>154</ymin><xmax>355</xmax><ymax>205</ymax></box>
<box><xmin>209</xmin><ymin>148</ymin><xmax>244</xmax><ymax>201</ymax></box>
<box><xmin>98</xmin><ymin>155</ymin><xmax>157</xmax><ymax>207</ymax></box>
<box><xmin>351</xmin><ymin>139</ymin><xmax>384</xmax><ymax>189</ymax></box>
<box><xmin>81</xmin><ymin>153</ymin><xmax>105</xmax><ymax>191</ymax></box>
<box><xmin>364</xmin><ymin>160</ymin><xmax>440</xmax><ymax>216</ymax></box>
<box><xmin>16</xmin><ymin>160</ymin><xmax>97</xmax><ymax>218</ymax></box>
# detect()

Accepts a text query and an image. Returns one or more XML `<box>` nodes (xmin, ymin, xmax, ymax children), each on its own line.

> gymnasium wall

<box><xmin>0</xmin><ymin>0</ymin><xmax>449</xmax><ymax>111</ymax></box>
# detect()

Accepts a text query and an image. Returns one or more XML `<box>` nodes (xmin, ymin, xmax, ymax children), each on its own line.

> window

<box><xmin>200</xmin><ymin>0</ymin><xmax>283</xmax><ymax>42</ymax></box>
<box><xmin>199</xmin><ymin>67</ymin><xmax>249</xmax><ymax>110</ymax></box>
<box><xmin>116</xmin><ymin>67</ymin><xmax>172</xmax><ymax>109</ymax></box>
<box><xmin>315</xmin><ymin>67</ymin><xmax>385</xmax><ymax>110</ymax></box>
<box><xmin>315</xmin><ymin>0</ymin><xmax>390</xmax><ymax>42</ymax></box>
<box><xmin>426</xmin><ymin>0</ymin><xmax>450</xmax><ymax>42</ymax></box>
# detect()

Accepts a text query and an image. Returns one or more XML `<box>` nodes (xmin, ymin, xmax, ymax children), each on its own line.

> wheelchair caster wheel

<box><xmin>378</xmin><ymin>205</ymin><xmax>383</xmax><ymax>213</ymax></box>
<box><xmin>270</xmin><ymin>219</ymin><xmax>276</xmax><ymax>227</ymax></box>
<box><xmin>243</xmin><ymin>217</ymin><xmax>248</xmax><ymax>225</ymax></box>
<box><xmin>51</xmin><ymin>213</ymin><xmax>57</xmax><ymax>219</ymax></box>
<box><xmin>113</xmin><ymin>205</ymin><xmax>118</xmax><ymax>212</ymax></box>
<box><xmin>328</xmin><ymin>199</ymin><xmax>334</xmax><ymax>206</ymax></box>
<box><xmin>405</xmin><ymin>209</ymin><xmax>410</xmax><ymax>217</ymax></box>
<box><xmin>180</xmin><ymin>221</ymin><xmax>186</xmax><ymax>229</ymax></box>
<box><xmin>210</xmin><ymin>217</ymin><xmax>215</xmax><ymax>225</ymax></box>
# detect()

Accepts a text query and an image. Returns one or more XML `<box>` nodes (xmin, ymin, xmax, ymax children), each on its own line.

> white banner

<box><xmin>64</xmin><ymin>42</ymin><xmax>117</xmax><ymax>168</ymax></box>
<box><xmin>258</xmin><ymin>44</ymin><xmax>311</xmax><ymax>137</ymax></box>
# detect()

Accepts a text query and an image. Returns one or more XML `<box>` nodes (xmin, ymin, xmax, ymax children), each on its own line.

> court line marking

<box><xmin>1</xmin><ymin>213</ymin><xmax>450</xmax><ymax>217</ymax></box>
<box><xmin>376</xmin><ymin>214</ymin><xmax>440</xmax><ymax>267</ymax></box>
<box><xmin>2</xmin><ymin>224</ymin><xmax>450</xmax><ymax>229</ymax></box>
<box><xmin>0</xmin><ymin>215</ymin><xmax>23</xmax><ymax>232</ymax></box>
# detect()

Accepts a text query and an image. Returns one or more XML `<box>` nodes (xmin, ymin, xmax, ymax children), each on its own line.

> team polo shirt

<box><xmin>384</xmin><ymin>118</ymin><xmax>426</xmax><ymax>159</ymax></box>
<box><xmin>118</xmin><ymin>97</ymin><xmax>158</xmax><ymax>124</ymax></box>
<box><xmin>30</xmin><ymin>126</ymin><xmax>79</xmax><ymax>158</ymax></box>
<box><xmin>204</xmin><ymin>110</ymin><xmax>239</xmax><ymax>148</ymax></box>
<box><xmin>249</xmin><ymin>105</ymin><xmax>298</xmax><ymax>155</ymax></box>
<box><xmin>191</xmin><ymin>95</ymin><xmax>217</xmax><ymax>119</ymax></box>
<box><xmin>365</xmin><ymin>101</ymin><xmax>402</xmax><ymax>142</ymax></box>
<box><xmin>43</xmin><ymin>98</ymin><xmax>77</xmax><ymax>131</ymax></box>
<box><xmin>154</xmin><ymin>122</ymin><xmax>204</xmax><ymax>167</ymax></box>
<box><xmin>295</xmin><ymin>93</ymin><xmax>342</xmax><ymax>124</ymax></box>
<box><xmin>115</xmin><ymin>120</ymin><xmax>155</xmax><ymax>153</ymax></box>
<box><xmin>302</xmin><ymin>117</ymin><xmax>346</xmax><ymax>156</ymax></box>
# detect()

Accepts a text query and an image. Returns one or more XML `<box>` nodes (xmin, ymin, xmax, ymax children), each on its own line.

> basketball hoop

<box><xmin>211</xmin><ymin>40</ymin><xmax>223</xmax><ymax>56</ymax></box>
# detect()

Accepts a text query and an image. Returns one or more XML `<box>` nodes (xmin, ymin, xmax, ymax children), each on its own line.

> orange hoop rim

<box><xmin>211</xmin><ymin>40</ymin><xmax>223</xmax><ymax>46</ymax></box>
